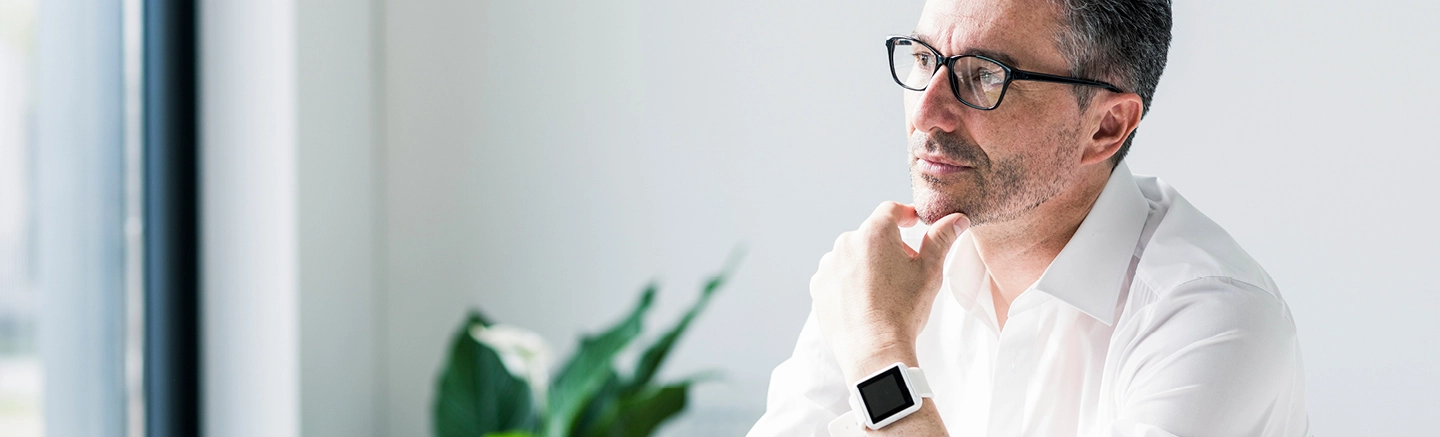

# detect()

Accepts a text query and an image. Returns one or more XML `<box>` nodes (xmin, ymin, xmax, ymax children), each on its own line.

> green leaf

<box><xmin>579</xmin><ymin>382</ymin><xmax>694</xmax><ymax>437</ymax></box>
<box><xmin>484</xmin><ymin>432</ymin><xmax>537</xmax><ymax>437</ymax></box>
<box><xmin>567</xmin><ymin>369</ymin><xmax>623</xmax><ymax>437</ymax></box>
<box><xmin>545</xmin><ymin>284</ymin><xmax>657</xmax><ymax>437</ymax></box>
<box><xmin>434</xmin><ymin>312</ymin><xmax>538</xmax><ymax>437</ymax></box>
<box><xmin>615</xmin><ymin>382</ymin><xmax>692</xmax><ymax>437</ymax></box>
<box><xmin>471</xmin><ymin>308</ymin><xmax>496</xmax><ymax>328</ymax></box>
<box><xmin>627</xmin><ymin>248</ymin><xmax>743</xmax><ymax>395</ymax></box>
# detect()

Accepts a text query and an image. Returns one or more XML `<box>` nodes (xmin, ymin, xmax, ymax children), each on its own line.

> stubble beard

<box><xmin>909</xmin><ymin>129</ymin><xmax>1077</xmax><ymax>226</ymax></box>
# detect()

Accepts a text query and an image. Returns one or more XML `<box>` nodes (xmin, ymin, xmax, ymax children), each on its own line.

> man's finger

<box><xmin>918</xmin><ymin>213</ymin><xmax>970</xmax><ymax>264</ymax></box>
<box><xmin>865</xmin><ymin>201</ymin><xmax>919</xmax><ymax>230</ymax></box>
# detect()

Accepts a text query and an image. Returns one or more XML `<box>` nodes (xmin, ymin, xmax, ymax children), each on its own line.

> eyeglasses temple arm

<box><xmin>1010</xmin><ymin>70</ymin><xmax>1125</xmax><ymax>94</ymax></box>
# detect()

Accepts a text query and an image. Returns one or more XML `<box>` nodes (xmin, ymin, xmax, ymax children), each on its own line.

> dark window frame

<box><xmin>143</xmin><ymin>0</ymin><xmax>201</xmax><ymax>435</ymax></box>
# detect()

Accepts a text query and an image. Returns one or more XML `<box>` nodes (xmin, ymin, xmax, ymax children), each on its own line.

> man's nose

<box><xmin>910</xmin><ymin>66</ymin><xmax>965</xmax><ymax>134</ymax></box>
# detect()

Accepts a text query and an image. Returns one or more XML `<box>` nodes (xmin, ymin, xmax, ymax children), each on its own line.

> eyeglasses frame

<box><xmin>886</xmin><ymin>36</ymin><xmax>1125</xmax><ymax>111</ymax></box>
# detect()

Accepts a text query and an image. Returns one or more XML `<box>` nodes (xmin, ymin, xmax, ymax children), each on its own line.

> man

<box><xmin>748</xmin><ymin>0</ymin><xmax>1308</xmax><ymax>436</ymax></box>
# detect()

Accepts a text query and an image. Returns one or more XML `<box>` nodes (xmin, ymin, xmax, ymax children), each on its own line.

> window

<box><xmin>0</xmin><ymin>0</ymin><xmax>135</xmax><ymax>435</ymax></box>
<box><xmin>0</xmin><ymin>0</ymin><xmax>198</xmax><ymax>436</ymax></box>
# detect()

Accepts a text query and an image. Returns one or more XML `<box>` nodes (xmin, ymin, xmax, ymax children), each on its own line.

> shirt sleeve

<box><xmin>746</xmin><ymin>309</ymin><xmax>852</xmax><ymax>437</ymax></box>
<box><xmin>1094</xmin><ymin>276</ymin><xmax>1310</xmax><ymax>437</ymax></box>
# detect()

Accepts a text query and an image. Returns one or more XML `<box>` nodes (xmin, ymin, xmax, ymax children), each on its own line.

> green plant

<box><xmin>433</xmin><ymin>252</ymin><xmax>742</xmax><ymax>437</ymax></box>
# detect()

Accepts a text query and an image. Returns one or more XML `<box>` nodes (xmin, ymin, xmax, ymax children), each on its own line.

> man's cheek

<box><xmin>903</xmin><ymin>95</ymin><xmax>919</xmax><ymax>135</ymax></box>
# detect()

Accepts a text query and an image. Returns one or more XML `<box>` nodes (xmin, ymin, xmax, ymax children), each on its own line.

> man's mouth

<box><xmin>914</xmin><ymin>155</ymin><xmax>972</xmax><ymax>176</ymax></box>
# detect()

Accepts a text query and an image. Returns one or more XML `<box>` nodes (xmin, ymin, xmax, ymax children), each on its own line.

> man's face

<box><xmin>907</xmin><ymin>0</ymin><xmax>1089</xmax><ymax>225</ymax></box>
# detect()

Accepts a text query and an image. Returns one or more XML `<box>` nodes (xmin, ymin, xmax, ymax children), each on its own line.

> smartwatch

<box><xmin>828</xmin><ymin>362</ymin><xmax>933</xmax><ymax>434</ymax></box>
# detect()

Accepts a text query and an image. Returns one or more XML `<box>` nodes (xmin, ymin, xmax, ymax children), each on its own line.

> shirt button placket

<box><xmin>990</xmin><ymin>309</ymin><xmax>1044</xmax><ymax>437</ymax></box>
<box><xmin>988</xmin><ymin>323</ymin><xmax>1026</xmax><ymax>437</ymax></box>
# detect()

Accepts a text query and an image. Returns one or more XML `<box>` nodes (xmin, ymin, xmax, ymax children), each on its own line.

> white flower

<box><xmin>471</xmin><ymin>323</ymin><xmax>553</xmax><ymax>408</ymax></box>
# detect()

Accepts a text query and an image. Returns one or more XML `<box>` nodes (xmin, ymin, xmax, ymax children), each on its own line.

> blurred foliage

<box><xmin>434</xmin><ymin>250</ymin><xmax>742</xmax><ymax>437</ymax></box>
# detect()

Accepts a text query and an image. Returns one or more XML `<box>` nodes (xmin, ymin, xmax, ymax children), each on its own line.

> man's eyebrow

<box><xmin>908</xmin><ymin>31</ymin><xmax>1023</xmax><ymax>68</ymax></box>
<box><xmin>963</xmin><ymin>48</ymin><xmax>1021</xmax><ymax>68</ymax></box>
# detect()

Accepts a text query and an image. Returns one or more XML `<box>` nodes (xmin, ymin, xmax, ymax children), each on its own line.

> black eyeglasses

<box><xmin>886</xmin><ymin>36</ymin><xmax>1124</xmax><ymax>111</ymax></box>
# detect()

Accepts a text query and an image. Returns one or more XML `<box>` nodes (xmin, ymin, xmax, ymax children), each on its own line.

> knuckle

<box><xmin>858</xmin><ymin>218</ymin><xmax>885</xmax><ymax>234</ymax></box>
<box><xmin>870</xmin><ymin>202</ymin><xmax>896</xmax><ymax>219</ymax></box>
<box><xmin>809</xmin><ymin>260</ymin><xmax>829</xmax><ymax>297</ymax></box>
<box><xmin>859</xmin><ymin>223</ymin><xmax>886</xmax><ymax>241</ymax></box>
<box><xmin>815</xmin><ymin>252</ymin><xmax>834</xmax><ymax>274</ymax></box>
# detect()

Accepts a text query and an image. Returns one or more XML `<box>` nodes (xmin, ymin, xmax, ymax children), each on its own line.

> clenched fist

<box><xmin>810</xmin><ymin>201</ymin><xmax>969</xmax><ymax>383</ymax></box>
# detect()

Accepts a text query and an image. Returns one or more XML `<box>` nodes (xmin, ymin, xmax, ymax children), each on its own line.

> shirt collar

<box><xmin>944</xmin><ymin>161</ymin><xmax>1150</xmax><ymax>326</ymax></box>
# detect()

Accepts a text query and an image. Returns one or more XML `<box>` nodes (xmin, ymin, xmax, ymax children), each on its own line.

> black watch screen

<box><xmin>857</xmin><ymin>365</ymin><xmax>915</xmax><ymax>423</ymax></box>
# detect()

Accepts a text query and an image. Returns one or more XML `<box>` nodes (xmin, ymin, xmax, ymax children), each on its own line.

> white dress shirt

<box><xmin>748</xmin><ymin>163</ymin><xmax>1309</xmax><ymax>437</ymax></box>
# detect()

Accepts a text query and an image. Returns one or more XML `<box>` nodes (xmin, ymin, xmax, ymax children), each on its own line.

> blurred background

<box><xmin>1</xmin><ymin>0</ymin><xmax>1438</xmax><ymax>436</ymax></box>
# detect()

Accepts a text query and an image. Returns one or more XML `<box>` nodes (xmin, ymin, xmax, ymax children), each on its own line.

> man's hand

<box><xmin>810</xmin><ymin>201</ymin><xmax>969</xmax><ymax>383</ymax></box>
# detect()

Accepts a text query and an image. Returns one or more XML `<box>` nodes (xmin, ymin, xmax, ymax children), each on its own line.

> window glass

<box><xmin>0</xmin><ymin>0</ymin><xmax>136</xmax><ymax>435</ymax></box>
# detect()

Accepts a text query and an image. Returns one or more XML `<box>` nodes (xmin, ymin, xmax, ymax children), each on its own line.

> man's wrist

<box><xmin>870</xmin><ymin>402</ymin><xmax>947</xmax><ymax>436</ymax></box>
<box><xmin>844</xmin><ymin>342</ymin><xmax>919</xmax><ymax>384</ymax></box>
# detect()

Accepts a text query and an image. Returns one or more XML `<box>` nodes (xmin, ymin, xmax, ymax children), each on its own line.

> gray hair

<box><xmin>1052</xmin><ymin>0</ymin><xmax>1172</xmax><ymax>166</ymax></box>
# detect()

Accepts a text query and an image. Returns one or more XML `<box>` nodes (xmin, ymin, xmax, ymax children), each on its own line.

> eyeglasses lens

<box><xmin>890</xmin><ymin>39</ymin><xmax>935</xmax><ymax>91</ymax></box>
<box><xmin>953</xmin><ymin>56</ymin><xmax>1007</xmax><ymax>109</ymax></box>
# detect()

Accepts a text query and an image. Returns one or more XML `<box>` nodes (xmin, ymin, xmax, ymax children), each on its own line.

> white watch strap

<box><xmin>828</xmin><ymin>411</ymin><xmax>866</xmax><ymax>437</ymax></box>
<box><xmin>908</xmin><ymin>367</ymin><xmax>933</xmax><ymax>398</ymax></box>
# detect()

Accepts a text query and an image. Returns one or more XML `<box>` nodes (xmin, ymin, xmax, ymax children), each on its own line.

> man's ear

<box><xmin>1079</xmin><ymin>92</ymin><xmax>1144</xmax><ymax>166</ymax></box>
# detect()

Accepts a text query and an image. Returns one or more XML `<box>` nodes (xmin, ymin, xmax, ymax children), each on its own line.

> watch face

<box><xmin>857</xmin><ymin>365</ymin><xmax>915</xmax><ymax>424</ymax></box>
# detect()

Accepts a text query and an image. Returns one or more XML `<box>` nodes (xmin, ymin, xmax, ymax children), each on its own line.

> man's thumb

<box><xmin>919</xmin><ymin>213</ymin><xmax>970</xmax><ymax>263</ymax></box>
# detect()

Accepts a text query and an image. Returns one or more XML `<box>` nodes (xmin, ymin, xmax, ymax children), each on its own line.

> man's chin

<box><xmin>914</xmin><ymin>199</ymin><xmax>963</xmax><ymax>226</ymax></box>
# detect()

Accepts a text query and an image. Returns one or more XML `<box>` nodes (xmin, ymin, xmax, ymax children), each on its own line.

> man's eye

<box><xmin>976</xmin><ymin>69</ymin><xmax>1003</xmax><ymax>86</ymax></box>
<box><xmin>912</xmin><ymin>53</ymin><xmax>934</xmax><ymax>68</ymax></box>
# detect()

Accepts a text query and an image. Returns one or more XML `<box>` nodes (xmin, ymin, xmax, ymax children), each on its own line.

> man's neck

<box><xmin>971</xmin><ymin>165</ymin><xmax>1112</xmax><ymax>308</ymax></box>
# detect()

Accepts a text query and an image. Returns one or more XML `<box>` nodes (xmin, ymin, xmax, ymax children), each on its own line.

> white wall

<box><xmin>203</xmin><ymin>0</ymin><xmax>382</xmax><ymax>436</ymax></box>
<box><xmin>201</xmin><ymin>0</ymin><xmax>299</xmax><ymax>435</ymax></box>
<box><xmin>297</xmin><ymin>0</ymin><xmax>382</xmax><ymax>435</ymax></box>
